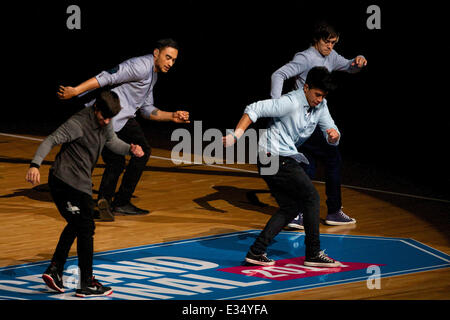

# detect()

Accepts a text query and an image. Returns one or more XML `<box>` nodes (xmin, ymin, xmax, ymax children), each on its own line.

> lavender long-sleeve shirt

<box><xmin>271</xmin><ymin>47</ymin><xmax>362</xmax><ymax>99</ymax></box>
<box><xmin>88</xmin><ymin>54</ymin><xmax>158</xmax><ymax>132</ymax></box>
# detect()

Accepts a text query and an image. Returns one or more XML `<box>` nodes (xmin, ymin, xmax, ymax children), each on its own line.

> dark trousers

<box><xmin>48</xmin><ymin>172</ymin><xmax>95</xmax><ymax>287</ymax></box>
<box><xmin>250</xmin><ymin>156</ymin><xmax>321</xmax><ymax>258</ymax></box>
<box><xmin>298</xmin><ymin>127</ymin><xmax>342</xmax><ymax>214</ymax></box>
<box><xmin>98</xmin><ymin>118</ymin><xmax>151</xmax><ymax>206</ymax></box>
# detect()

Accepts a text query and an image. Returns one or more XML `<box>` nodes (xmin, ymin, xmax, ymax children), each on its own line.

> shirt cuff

<box><xmin>29</xmin><ymin>162</ymin><xmax>40</xmax><ymax>169</ymax></box>
<box><xmin>95</xmin><ymin>72</ymin><xmax>109</xmax><ymax>87</ymax></box>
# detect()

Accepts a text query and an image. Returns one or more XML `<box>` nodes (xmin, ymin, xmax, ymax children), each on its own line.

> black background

<box><xmin>2</xmin><ymin>0</ymin><xmax>449</xmax><ymax>200</ymax></box>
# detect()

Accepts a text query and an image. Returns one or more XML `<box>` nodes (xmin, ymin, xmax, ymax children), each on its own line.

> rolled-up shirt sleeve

<box><xmin>95</xmin><ymin>57</ymin><xmax>148</xmax><ymax>88</ymax></box>
<box><xmin>244</xmin><ymin>94</ymin><xmax>297</xmax><ymax>123</ymax></box>
<box><xmin>139</xmin><ymin>90</ymin><xmax>157</xmax><ymax>119</ymax></box>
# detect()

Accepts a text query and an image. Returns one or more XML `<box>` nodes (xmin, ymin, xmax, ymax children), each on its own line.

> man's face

<box><xmin>154</xmin><ymin>47</ymin><xmax>178</xmax><ymax>73</ymax></box>
<box><xmin>95</xmin><ymin>110</ymin><xmax>111</xmax><ymax>127</ymax></box>
<box><xmin>303</xmin><ymin>85</ymin><xmax>327</xmax><ymax>107</ymax></box>
<box><xmin>314</xmin><ymin>36</ymin><xmax>339</xmax><ymax>56</ymax></box>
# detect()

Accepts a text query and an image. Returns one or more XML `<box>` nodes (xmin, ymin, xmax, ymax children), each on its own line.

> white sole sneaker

<box><xmin>42</xmin><ymin>274</ymin><xmax>65</xmax><ymax>293</ymax></box>
<box><xmin>75</xmin><ymin>289</ymin><xmax>113</xmax><ymax>298</ymax></box>
<box><xmin>324</xmin><ymin>219</ymin><xmax>356</xmax><ymax>226</ymax></box>
<box><xmin>245</xmin><ymin>257</ymin><xmax>275</xmax><ymax>266</ymax></box>
<box><xmin>304</xmin><ymin>260</ymin><xmax>342</xmax><ymax>267</ymax></box>
<box><xmin>287</xmin><ymin>223</ymin><xmax>304</xmax><ymax>230</ymax></box>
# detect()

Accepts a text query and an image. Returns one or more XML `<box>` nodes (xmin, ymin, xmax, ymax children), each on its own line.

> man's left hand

<box><xmin>173</xmin><ymin>111</ymin><xmax>190</xmax><ymax>123</ymax></box>
<box><xmin>326</xmin><ymin>128</ymin><xmax>340</xmax><ymax>144</ymax></box>
<box><xmin>352</xmin><ymin>56</ymin><xmax>367</xmax><ymax>68</ymax></box>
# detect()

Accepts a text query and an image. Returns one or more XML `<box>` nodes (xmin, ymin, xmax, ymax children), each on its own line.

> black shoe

<box><xmin>304</xmin><ymin>250</ymin><xmax>341</xmax><ymax>267</ymax></box>
<box><xmin>113</xmin><ymin>202</ymin><xmax>150</xmax><ymax>215</ymax></box>
<box><xmin>245</xmin><ymin>250</ymin><xmax>275</xmax><ymax>266</ymax></box>
<box><xmin>97</xmin><ymin>198</ymin><xmax>115</xmax><ymax>221</ymax></box>
<box><xmin>42</xmin><ymin>263</ymin><xmax>64</xmax><ymax>293</ymax></box>
<box><xmin>93</xmin><ymin>209</ymin><xmax>101</xmax><ymax>220</ymax></box>
<box><xmin>75</xmin><ymin>277</ymin><xmax>112</xmax><ymax>297</ymax></box>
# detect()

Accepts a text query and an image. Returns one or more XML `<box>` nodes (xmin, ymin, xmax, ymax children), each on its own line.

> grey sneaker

<box><xmin>325</xmin><ymin>209</ymin><xmax>356</xmax><ymax>226</ymax></box>
<box><xmin>304</xmin><ymin>250</ymin><xmax>341</xmax><ymax>267</ymax></box>
<box><xmin>245</xmin><ymin>250</ymin><xmax>275</xmax><ymax>266</ymax></box>
<box><xmin>287</xmin><ymin>213</ymin><xmax>304</xmax><ymax>230</ymax></box>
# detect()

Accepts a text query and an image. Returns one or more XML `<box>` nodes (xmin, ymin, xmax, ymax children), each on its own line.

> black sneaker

<box><xmin>42</xmin><ymin>263</ymin><xmax>64</xmax><ymax>293</ymax></box>
<box><xmin>75</xmin><ymin>277</ymin><xmax>112</xmax><ymax>298</ymax></box>
<box><xmin>304</xmin><ymin>250</ymin><xmax>341</xmax><ymax>267</ymax></box>
<box><xmin>97</xmin><ymin>198</ymin><xmax>115</xmax><ymax>221</ymax></box>
<box><xmin>245</xmin><ymin>250</ymin><xmax>275</xmax><ymax>266</ymax></box>
<box><xmin>113</xmin><ymin>202</ymin><xmax>150</xmax><ymax>215</ymax></box>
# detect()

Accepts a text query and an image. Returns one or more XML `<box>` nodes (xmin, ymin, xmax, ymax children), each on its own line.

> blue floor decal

<box><xmin>1</xmin><ymin>231</ymin><xmax>449</xmax><ymax>300</ymax></box>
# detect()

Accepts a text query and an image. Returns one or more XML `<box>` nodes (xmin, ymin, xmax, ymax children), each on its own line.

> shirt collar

<box><xmin>309</xmin><ymin>46</ymin><xmax>333</xmax><ymax>59</ymax></box>
<box><xmin>299</xmin><ymin>88</ymin><xmax>325</xmax><ymax>112</ymax></box>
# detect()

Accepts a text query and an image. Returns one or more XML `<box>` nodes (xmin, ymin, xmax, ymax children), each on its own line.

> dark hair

<box><xmin>95</xmin><ymin>90</ymin><xmax>121</xmax><ymax>119</ymax></box>
<box><xmin>305</xmin><ymin>66</ymin><xmax>336</xmax><ymax>93</ymax></box>
<box><xmin>311</xmin><ymin>21</ymin><xmax>340</xmax><ymax>45</ymax></box>
<box><xmin>155</xmin><ymin>38</ymin><xmax>179</xmax><ymax>51</ymax></box>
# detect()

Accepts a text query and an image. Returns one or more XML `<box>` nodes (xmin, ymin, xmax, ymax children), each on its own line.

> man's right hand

<box><xmin>57</xmin><ymin>85</ymin><xmax>78</xmax><ymax>100</ymax></box>
<box><xmin>26</xmin><ymin>167</ymin><xmax>40</xmax><ymax>186</ymax></box>
<box><xmin>130</xmin><ymin>144</ymin><xmax>144</xmax><ymax>158</ymax></box>
<box><xmin>222</xmin><ymin>134</ymin><xmax>237</xmax><ymax>147</ymax></box>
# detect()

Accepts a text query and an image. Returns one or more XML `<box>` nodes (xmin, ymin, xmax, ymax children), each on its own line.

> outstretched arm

<box><xmin>222</xmin><ymin>113</ymin><xmax>253</xmax><ymax>147</ymax></box>
<box><xmin>25</xmin><ymin>118</ymin><xmax>83</xmax><ymax>186</ymax></box>
<box><xmin>333</xmin><ymin>52</ymin><xmax>368</xmax><ymax>73</ymax></box>
<box><xmin>149</xmin><ymin>109</ymin><xmax>190</xmax><ymax>123</ymax></box>
<box><xmin>351</xmin><ymin>55</ymin><xmax>368</xmax><ymax>68</ymax></box>
<box><xmin>57</xmin><ymin>77</ymin><xmax>100</xmax><ymax>100</ymax></box>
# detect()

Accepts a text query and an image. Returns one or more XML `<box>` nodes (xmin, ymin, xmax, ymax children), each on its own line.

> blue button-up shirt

<box><xmin>245</xmin><ymin>89</ymin><xmax>340</xmax><ymax>164</ymax></box>
<box><xmin>87</xmin><ymin>54</ymin><xmax>158</xmax><ymax>132</ymax></box>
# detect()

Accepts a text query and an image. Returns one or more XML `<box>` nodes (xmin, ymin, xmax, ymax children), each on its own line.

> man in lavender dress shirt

<box><xmin>58</xmin><ymin>39</ymin><xmax>190</xmax><ymax>219</ymax></box>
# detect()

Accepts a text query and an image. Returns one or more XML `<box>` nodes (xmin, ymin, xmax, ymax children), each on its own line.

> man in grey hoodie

<box><xmin>26</xmin><ymin>90</ymin><xmax>144</xmax><ymax>297</ymax></box>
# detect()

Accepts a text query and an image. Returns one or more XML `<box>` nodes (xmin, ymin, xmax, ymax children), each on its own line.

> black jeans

<box><xmin>48</xmin><ymin>172</ymin><xmax>95</xmax><ymax>287</ymax></box>
<box><xmin>98</xmin><ymin>118</ymin><xmax>151</xmax><ymax>206</ymax></box>
<box><xmin>250</xmin><ymin>156</ymin><xmax>321</xmax><ymax>258</ymax></box>
<box><xmin>298</xmin><ymin>127</ymin><xmax>342</xmax><ymax>214</ymax></box>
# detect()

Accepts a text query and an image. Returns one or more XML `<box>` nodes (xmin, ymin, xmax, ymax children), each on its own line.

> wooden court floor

<box><xmin>0</xmin><ymin>133</ymin><xmax>449</xmax><ymax>300</ymax></box>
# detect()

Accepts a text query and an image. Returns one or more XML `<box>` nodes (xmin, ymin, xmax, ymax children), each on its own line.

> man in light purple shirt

<box><xmin>271</xmin><ymin>22</ymin><xmax>367</xmax><ymax>228</ymax></box>
<box><xmin>58</xmin><ymin>39</ymin><xmax>190</xmax><ymax>218</ymax></box>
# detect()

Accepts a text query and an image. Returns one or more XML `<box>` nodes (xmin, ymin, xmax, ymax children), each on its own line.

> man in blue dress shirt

<box><xmin>223</xmin><ymin>67</ymin><xmax>341</xmax><ymax>267</ymax></box>
<box><xmin>271</xmin><ymin>22</ymin><xmax>367</xmax><ymax>228</ymax></box>
<box><xmin>58</xmin><ymin>38</ymin><xmax>190</xmax><ymax>219</ymax></box>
